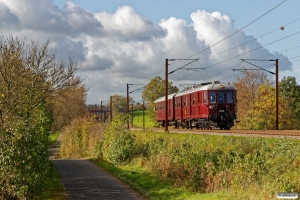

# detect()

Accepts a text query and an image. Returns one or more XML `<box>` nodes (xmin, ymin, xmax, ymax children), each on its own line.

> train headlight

<box><xmin>209</xmin><ymin>105</ymin><xmax>215</xmax><ymax>109</ymax></box>
<box><xmin>220</xmin><ymin>84</ymin><xmax>224</xmax><ymax>89</ymax></box>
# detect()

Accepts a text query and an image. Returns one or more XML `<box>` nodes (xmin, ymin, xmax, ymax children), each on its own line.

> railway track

<box><xmin>130</xmin><ymin>127</ymin><xmax>300</xmax><ymax>139</ymax></box>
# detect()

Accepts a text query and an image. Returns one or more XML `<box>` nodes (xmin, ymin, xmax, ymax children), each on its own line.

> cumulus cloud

<box><xmin>95</xmin><ymin>6</ymin><xmax>165</xmax><ymax>41</ymax></box>
<box><xmin>1</xmin><ymin>0</ymin><xmax>104</xmax><ymax>36</ymax></box>
<box><xmin>0</xmin><ymin>0</ymin><xmax>293</xmax><ymax>104</ymax></box>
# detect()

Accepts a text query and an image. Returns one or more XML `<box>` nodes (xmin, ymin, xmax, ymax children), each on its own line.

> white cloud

<box><xmin>95</xmin><ymin>6</ymin><xmax>165</xmax><ymax>41</ymax></box>
<box><xmin>0</xmin><ymin>0</ymin><xmax>293</xmax><ymax>104</ymax></box>
<box><xmin>1</xmin><ymin>0</ymin><xmax>104</xmax><ymax>36</ymax></box>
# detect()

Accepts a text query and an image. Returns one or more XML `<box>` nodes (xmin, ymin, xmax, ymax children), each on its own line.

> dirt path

<box><xmin>49</xmin><ymin>135</ymin><xmax>144</xmax><ymax>200</ymax></box>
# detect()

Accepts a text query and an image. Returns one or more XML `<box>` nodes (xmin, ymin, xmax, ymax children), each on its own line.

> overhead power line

<box><xmin>184</xmin><ymin>0</ymin><xmax>288</xmax><ymax>59</ymax></box>
<box><xmin>175</xmin><ymin>31</ymin><xmax>300</xmax><ymax>81</ymax></box>
<box><xmin>197</xmin><ymin>17</ymin><xmax>300</xmax><ymax>63</ymax></box>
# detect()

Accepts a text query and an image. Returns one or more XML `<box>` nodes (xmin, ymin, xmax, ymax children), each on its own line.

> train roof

<box><xmin>176</xmin><ymin>81</ymin><xmax>236</xmax><ymax>97</ymax></box>
<box><xmin>154</xmin><ymin>93</ymin><xmax>176</xmax><ymax>103</ymax></box>
<box><xmin>154</xmin><ymin>81</ymin><xmax>236</xmax><ymax>103</ymax></box>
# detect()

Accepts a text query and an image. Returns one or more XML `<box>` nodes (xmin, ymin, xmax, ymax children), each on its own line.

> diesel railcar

<box><xmin>154</xmin><ymin>81</ymin><xmax>237</xmax><ymax>130</ymax></box>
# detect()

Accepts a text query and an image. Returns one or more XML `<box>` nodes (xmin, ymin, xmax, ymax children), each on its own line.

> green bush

<box><xmin>98</xmin><ymin>114</ymin><xmax>136</xmax><ymax>165</ymax></box>
<box><xmin>0</xmin><ymin>107</ymin><xmax>51</xmax><ymax>199</ymax></box>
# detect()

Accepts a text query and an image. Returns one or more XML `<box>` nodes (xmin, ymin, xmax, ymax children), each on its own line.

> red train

<box><xmin>154</xmin><ymin>81</ymin><xmax>237</xmax><ymax>130</ymax></box>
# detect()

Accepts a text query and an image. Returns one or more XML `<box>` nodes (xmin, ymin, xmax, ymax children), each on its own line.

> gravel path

<box><xmin>49</xmin><ymin>135</ymin><xmax>144</xmax><ymax>200</ymax></box>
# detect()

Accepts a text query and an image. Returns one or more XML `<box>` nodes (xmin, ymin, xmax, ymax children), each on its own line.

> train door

<box><xmin>190</xmin><ymin>94</ymin><xmax>192</xmax><ymax>116</ymax></box>
<box><xmin>180</xmin><ymin>96</ymin><xmax>184</xmax><ymax>121</ymax></box>
<box><xmin>197</xmin><ymin>92</ymin><xmax>200</xmax><ymax>117</ymax></box>
<box><xmin>200</xmin><ymin>91</ymin><xmax>207</xmax><ymax>118</ymax></box>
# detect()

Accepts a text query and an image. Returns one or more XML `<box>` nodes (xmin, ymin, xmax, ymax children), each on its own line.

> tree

<box><xmin>142</xmin><ymin>76</ymin><xmax>178</xmax><ymax>121</ymax></box>
<box><xmin>279</xmin><ymin>76</ymin><xmax>300</xmax><ymax>129</ymax></box>
<box><xmin>0</xmin><ymin>35</ymin><xmax>83</xmax><ymax>198</ymax></box>
<box><xmin>246</xmin><ymin>81</ymin><xmax>290</xmax><ymax>130</ymax></box>
<box><xmin>108</xmin><ymin>94</ymin><xmax>134</xmax><ymax>119</ymax></box>
<box><xmin>234</xmin><ymin>69</ymin><xmax>269</xmax><ymax>129</ymax></box>
<box><xmin>47</xmin><ymin>86</ymin><xmax>87</xmax><ymax>132</ymax></box>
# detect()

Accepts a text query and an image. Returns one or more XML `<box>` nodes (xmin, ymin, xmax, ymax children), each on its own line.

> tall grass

<box><xmin>59</xmin><ymin>117</ymin><xmax>106</xmax><ymax>159</ymax></box>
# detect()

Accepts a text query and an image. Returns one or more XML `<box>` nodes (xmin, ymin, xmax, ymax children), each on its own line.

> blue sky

<box><xmin>1</xmin><ymin>0</ymin><xmax>299</xmax><ymax>104</ymax></box>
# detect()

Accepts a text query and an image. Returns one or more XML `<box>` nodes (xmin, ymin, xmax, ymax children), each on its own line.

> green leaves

<box><xmin>142</xmin><ymin>76</ymin><xmax>178</xmax><ymax>121</ymax></box>
<box><xmin>0</xmin><ymin>109</ymin><xmax>51</xmax><ymax>199</ymax></box>
<box><xmin>99</xmin><ymin>114</ymin><xmax>136</xmax><ymax>165</ymax></box>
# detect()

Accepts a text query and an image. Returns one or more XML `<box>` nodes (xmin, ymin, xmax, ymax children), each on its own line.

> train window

<box><xmin>227</xmin><ymin>91</ymin><xmax>233</xmax><ymax>103</ymax></box>
<box><xmin>203</xmin><ymin>91</ymin><xmax>207</xmax><ymax>104</ymax></box>
<box><xmin>218</xmin><ymin>92</ymin><xmax>224</xmax><ymax>104</ymax></box>
<box><xmin>209</xmin><ymin>91</ymin><xmax>216</xmax><ymax>103</ymax></box>
<box><xmin>198</xmin><ymin>93</ymin><xmax>200</xmax><ymax>103</ymax></box>
<box><xmin>192</xmin><ymin>94</ymin><xmax>195</xmax><ymax>105</ymax></box>
<box><xmin>186</xmin><ymin>96</ymin><xmax>188</xmax><ymax>106</ymax></box>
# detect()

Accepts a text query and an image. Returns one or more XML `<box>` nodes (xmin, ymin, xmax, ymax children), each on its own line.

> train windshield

<box><xmin>227</xmin><ymin>91</ymin><xmax>233</xmax><ymax>103</ymax></box>
<box><xmin>218</xmin><ymin>92</ymin><xmax>224</xmax><ymax>104</ymax></box>
<box><xmin>209</xmin><ymin>91</ymin><xmax>216</xmax><ymax>103</ymax></box>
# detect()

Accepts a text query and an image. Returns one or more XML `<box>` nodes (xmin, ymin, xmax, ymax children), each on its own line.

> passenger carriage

<box><xmin>154</xmin><ymin>81</ymin><xmax>237</xmax><ymax>130</ymax></box>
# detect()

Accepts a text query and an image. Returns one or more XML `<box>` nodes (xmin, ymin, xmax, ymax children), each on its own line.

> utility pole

<box><xmin>127</xmin><ymin>83</ymin><xmax>129</xmax><ymax>129</ymax></box>
<box><xmin>143</xmin><ymin>100</ymin><xmax>145</xmax><ymax>131</ymax></box>
<box><xmin>165</xmin><ymin>58</ymin><xmax>169</xmax><ymax>132</ymax></box>
<box><xmin>100</xmin><ymin>101</ymin><xmax>103</xmax><ymax>122</ymax></box>
<box><xmin>110</xmin><ymin>96</ymin><xmax>112</xmax><ymax>123</ymax></box>
<box><xmin>275</xmin><ymin>59</ymin><xmax>278</xmax><ymax>130</ymax></box>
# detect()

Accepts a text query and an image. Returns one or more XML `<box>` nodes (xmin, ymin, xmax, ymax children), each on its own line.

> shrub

<box><xmin>0</xmin><ymin>108</ymin><xmax>51</xmax><ymax>199</ymax></box>
<box><xmin>98</xmin><ymin>114</ymin><xmax>136</xmax><ymax>165</ymax></box>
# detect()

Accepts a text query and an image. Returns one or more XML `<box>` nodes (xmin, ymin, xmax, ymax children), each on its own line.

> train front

<box><xmin>207</xmin><ymin>82</ymin><xmax>237</xmax><ymax>130</ymax></box>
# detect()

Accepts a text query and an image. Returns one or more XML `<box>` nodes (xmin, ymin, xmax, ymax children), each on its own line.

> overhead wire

<box><xmin>196</xmin><ymin>17</ymin><xmax>300</xmax><ymax>63</ymax></box>
<box><xmin>167</xmin><ymin>0</ymin><xmax>288</xmax><ymax>67</ymax></box>
<box><xmin>166</xmin><ymin>0</ymin><xmax>296</xmax><ymax>86</ymax></box>
<box><xmin>175</xmin><ymin>31</ymin><xmax>300</xmax><ymax>82</ymax></box>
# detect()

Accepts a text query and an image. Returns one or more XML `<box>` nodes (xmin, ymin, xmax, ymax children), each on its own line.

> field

<box><xmin>132</xmin><ymin>110</ymin><xmax>157</xmax><ymax>128</ymax></box>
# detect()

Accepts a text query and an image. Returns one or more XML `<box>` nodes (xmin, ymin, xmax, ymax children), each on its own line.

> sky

<box><xmin>0</xmin><ymin>0</ymin><xmax>299</xmax><ymax>104</ymax></box>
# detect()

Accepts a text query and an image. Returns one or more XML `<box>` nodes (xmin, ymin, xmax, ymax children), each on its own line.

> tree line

<box><xmin>235</xmin><ymin>70</ymin><xmax>300</xmax><ymax>130</ymax></box>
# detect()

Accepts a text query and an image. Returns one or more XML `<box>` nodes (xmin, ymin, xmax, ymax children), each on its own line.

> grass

<box><xmin>91</xmin><ymin>158</ymin><xmax>235</xmax><ymax>200</ymax></box>
<box><xmin>38</xmin><ymin>132</ymin><xmax>66</xmax><ymax>199</ymax></box>
<box><xmin>48</xmin><ymin>131</ymin><xmax>60</xmax><ymax>145</ymax></box>
<box><xmin>38</xmin><ymin>162</ymin><xmax>66</xmax><ymax>200</ymax></box>
<box><xmin>133</xmin><ymin>110</ymin><xmax>157</xmax><ymax>128</ymax></box>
